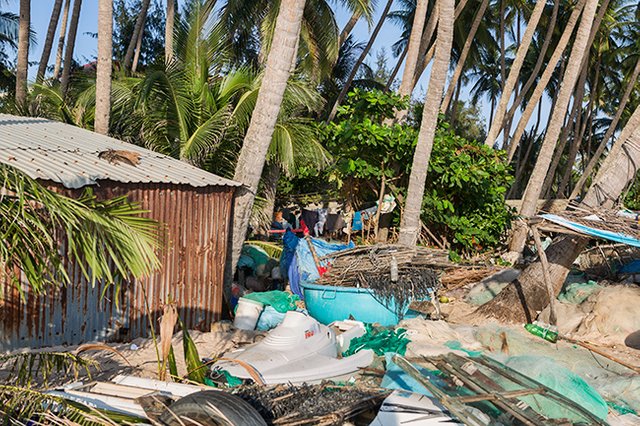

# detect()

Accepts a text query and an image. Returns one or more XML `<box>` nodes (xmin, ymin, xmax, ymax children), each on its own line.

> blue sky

<box><xmin>6</xmin><ymin>0</ymin><xmax>535</xmax><ymax>141</ymax></box>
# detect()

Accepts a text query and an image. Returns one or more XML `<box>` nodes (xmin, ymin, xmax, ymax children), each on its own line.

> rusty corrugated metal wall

<box><xmin>0</xmin><ymin>182</ymin><xmax>234</xmax><ymax>350</ymax></box>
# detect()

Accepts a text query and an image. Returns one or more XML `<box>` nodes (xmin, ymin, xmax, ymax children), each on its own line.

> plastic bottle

<box><xmin>524</xmin><ymin>321</ymin><xmax>558</xmax><ymax>343</ymax></box>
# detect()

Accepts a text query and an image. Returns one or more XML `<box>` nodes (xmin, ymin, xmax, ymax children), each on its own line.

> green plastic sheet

<box><xmin>242</xmin><ymin>290</ymin><xmax>300</xmax><ymax>313</ymax></box>
<box><xmin>343</xmin><ymin>324</ymin><xmax>410</xmax><ymax>356</ymax></box>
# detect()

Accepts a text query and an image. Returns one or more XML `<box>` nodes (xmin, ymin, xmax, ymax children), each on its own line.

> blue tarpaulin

<box><xmin>541</xmin><ymin>214</ymin><xmax>640</xmax><ymax>248</ymax></box>
<box><xmin>290</xmin><ymin>237</ymin><xmax>354</xmax><ymax>298</ymax></box>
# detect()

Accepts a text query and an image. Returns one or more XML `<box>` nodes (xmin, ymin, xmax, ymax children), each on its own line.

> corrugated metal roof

<box><xmin>0</xmin><ymin>114</ymin><xmax>241</xmax><ymax>188</ymax></box>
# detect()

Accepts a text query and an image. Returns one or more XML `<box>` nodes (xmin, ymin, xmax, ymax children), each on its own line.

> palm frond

<box><xmin>0</xmin><ymin>352</ymin><xmax>97</xmax><ymax>388</ymax></box>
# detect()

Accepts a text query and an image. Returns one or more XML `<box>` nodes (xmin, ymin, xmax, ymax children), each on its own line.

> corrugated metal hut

<box><xmin>0</xmin><ymin>114</ymin><xmax>240</xmax><ymax>350</ymax></box>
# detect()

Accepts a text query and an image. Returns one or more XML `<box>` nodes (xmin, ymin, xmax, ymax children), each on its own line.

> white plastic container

<box><xmin>233</xmin><ymin>297</ymin><xmax>264</xmax><ymax>330</ymax></box>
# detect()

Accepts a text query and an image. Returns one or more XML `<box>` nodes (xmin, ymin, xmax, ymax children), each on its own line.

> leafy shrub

<box><xmin>422</xmin><ymin>123</ymin><xmax>514</xmax><ymax>252</ymax></box>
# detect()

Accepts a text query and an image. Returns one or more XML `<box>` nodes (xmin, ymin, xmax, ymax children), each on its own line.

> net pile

<box><xmin>231</xmin><ymin>383</ymin><xmax>390</xmax><ymax>425</ymax></box>
<box><xmin>317</xmin><ymin>245</ymin><xmax>450</xmax><ymax>317</ymax></box>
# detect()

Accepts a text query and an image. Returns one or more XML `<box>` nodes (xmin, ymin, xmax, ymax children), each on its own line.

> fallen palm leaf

<box><xmin>75</xmin><ymin>343</ymin><xmax>132</xmax><ymax>367</ymax></box>
<box><xmin>159</xmin><ymin>302</ymin><xmax>179</xmax><ymax>381</ymax></box>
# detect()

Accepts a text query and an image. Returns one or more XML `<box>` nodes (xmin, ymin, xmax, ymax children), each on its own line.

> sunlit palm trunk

<box><xmin>440</xmin><ymin>0</ymin><xmax>488</xmax><ymax>113</ymax></box>
<box><xmin>15</xmin><ymin>0</ymin><xmax>30</xmax><ymax>106</ymax></box>
<box><xmin>394</xmin><ymin>0</ymin><xmax>430</xmax><ymax>122</ymax></box>
<box><xmin>124</xmin><ymin>0</ymin><xmax>151</xmax><ymax>71</ymax></box>
<box><xmin>95</xmin><ymin>0</ymin><xmax>113</xmax><ymax>135</ymax></box>
<box><xmin>53</xmin><ymin>0</ymin><xmax>70</xmax><ymax>79</ymax></box>
<box><xmin>327</xmin><ymin>0</ymin><xmax>394</xmax><ymax>122</ymax></box>
<box><xmin>540</xmin><ymin>64</ymin><xmax>588</xmax><ymax>197</ymax></box>
<box><xmin>37</xmin><ymin>0</ymin><xmax>63</xmax><ymax>83</ymax></box>
<box><xmin>570</xmin><ymin>56</ymin><xmax>640</xmax><ymax>200</ymax></box>
<box><xmin>500</xmin><ymin>0</ymin><xmax>560</xmax><ymax>144</ymax></box>
<box><xmin>506</xmin><ymin>0</ymin><xmax>586</xmax><ymax>162</ymax></box>
<box><xmin>508</xmin><ymin>0</ymin><xmax>599</xmax><ymax>256</ymax></box>
<box><xmin>412</xmin><ymin>0</ymin><xmax>468</xmax><ymax>87</ymax></box>
<box><xmin>165</xmin><ymin>0</ymin><xmax>175</xmax><ymax>62</ymax></box>
<box><xmin>484</xmin><ymin>0</ymin><xmax>546</xmax><ymax>147</ymax></box>
<box><xmin>398</xmin><ymin>0</ymin><xmax>454</xmax><ymax>246</ymax></box>
<box><xmin>60</xmin><ymin>0</ymin><xmax>82</xmax><ymax>95</ymax></box>
<box><xmin>339</xmin><ymin>10</ymin><xmax>361</xmax><ymax>46</ymax></box>
<box><xmin>229</xmin><ymin>0</ymin><xmax>306</xmax><ymax>285</ymax></box>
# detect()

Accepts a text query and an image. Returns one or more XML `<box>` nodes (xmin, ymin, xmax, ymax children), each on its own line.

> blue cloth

<box><xmin>280</xmin><ymin>230</ymin><xmax>300</xmax><ymax>279</ymax></box>
<box><xmin>620</xmin><ymin>259</ymin><xmax>640</xmax><ymax>274</ymax></box>
<box><xmin>542</xmin><ymin>214</ymin><xmax>640</xmax><ymax>248</ymax></box>
<box><xmin>294</xmin><ymin>237</ymin><xmax>354</xmax><ymax>298</ymax></box>
<box><xmin>289</xmin><ymin>254</ymin><xmax>302</xmax><ymax>297</ymax></box>
<box><xmin>352</xmin><ymin>211</ymin><xmax>363</xmax><ymax>231</ymax></box>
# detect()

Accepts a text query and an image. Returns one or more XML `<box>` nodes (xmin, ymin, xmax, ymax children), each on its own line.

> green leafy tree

<box><xmin>422</xmin><ymin>123</ymin><xmax>514</xmax><ymax>252</ymax></box>
<box><xmin>322</xmin><ymin>89</ymin><xmax>416</xmax><ymax>204</ymax></box>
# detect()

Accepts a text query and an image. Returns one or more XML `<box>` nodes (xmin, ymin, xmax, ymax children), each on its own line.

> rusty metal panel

<box><xmin>0</xmin><ymin>182</ymin><xmax>232</xmax><ymax>350</ymax></box>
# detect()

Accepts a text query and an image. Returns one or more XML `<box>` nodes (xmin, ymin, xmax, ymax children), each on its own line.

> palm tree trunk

<box><xmin>123</xmin><ymin>0</ymin><xmax>151</xmax><ymax>70</ymax></box>
<box><xmin>37</xmin><ymin>0</ymin><xmax>63</xmax><ymax>83</ymax></box>
<box><xmin>131</xmin><ymin>12</ymin><xmax>147</xmax><ymax>73</ymax></box>
<box><xmin>394</xmin><ymin>0</ymin><xmax>430</xmax><ymax>121</ymax></box>
<box><xmin>385</xmin><ymin>44</ymin><xmax>408</xmax><ymax>91</ymax></box>
<box><xmin>557</xmin><ymin>62</ymin><xmax>599</xmax><ymax>197</ymax></box>
<box><xmin>398</xmin><ymin>0</ymin><xmax>454</xmax><ymax>246</ymax></box>
<box><xmin>165</xmin><ymin>0</ymin><xmax>175</xmax><ymax>62</ymax></box>
<box><xmin>258</xmin><ymin>163</ymin><xmax>281</xmax><ymax>234</ymax></box>
<box><xmin>569</xmin><ymin>56</ymin><xmax>640</xmax><ymax>200</ymax></box>
<box><xmin>508</xmin><ymin>0</ymin><xmax>599</xmax><ymax>257</ymax></box>
<box><xmin>327</xmin><ymin>0</ymin><xmax>394</xmax><ymax>122</ymax></box>
<box><xmin>480</xmin><ymin>113</ymin><xmax>640</xmax><ymax>323</ymax></box>
<box><xmin>229</xmin><ymin>0</ymin><xmax>307</xmax><ymax>287</ymax></box>
<box><xmin>484</xmin><ymin>0</ymin><xmax>547</xmax><ymax>147</ymax></box>
<box><xmin>339</xmin><ymin>10</ymin><xmax>361</xmax><ymax>46</ymax></box>
<box><xmin>501</xmin><ymin>0</ymin><xmax>560</xmax><ymax>140</ymax></box>
<box><xmin>440</xmin><ymin>0</ymin><xmax>489</xmax><ymax>112</ymax></box>
<box><xmin>60</xmin><ymin>0</ymin><xmax>82</xmax><ymax>96</ymax></box>
<box><xmin>499</xmin><ymin>0</ymin><xmax>506</xmax><ymax>91</ymax></box>
<box><xmin>15</xmin><ymin>0</ymin><xmax>30</xmax><ymax>106</ymax></box>
<box><xmin>95</xmin><ymin>0</ymin><xmax>113</xmax><ymax>135</ymax></box>
<box><xmin>540</xmin><ymin>63</ymin><xmax>588</xmax><ymax>197</ymax></box>
<box><xmin>449</xmin><ymin>77</ymin><xmax>462</xmax><ymax>122</ymax></box>
<box><xmin>53</xmin><ymin>0</ymin><xmax>70</xmax><ymax>79</ymax></box>
<box><xmin>506</xmin><ymin>0</ymin><xmax>586</xmax><ymax>162</ymax></box>
<box><xmin>412</xmin><ymin>0</ymin><xmax>467</xmax><ymax>87</ymax></box>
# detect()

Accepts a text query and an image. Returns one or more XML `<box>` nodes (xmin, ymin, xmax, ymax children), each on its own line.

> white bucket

<box><xmin>233</xmin><ymin>297</ymin><xmax>264</xmax><ymax>330</ymax></box>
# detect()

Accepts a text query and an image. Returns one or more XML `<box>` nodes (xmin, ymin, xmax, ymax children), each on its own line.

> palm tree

<box><xmin>165</xmin><ymin>0</ymin><xmax>175</xmax><ymax>62</ymax></box>
<box><xmin>0</xmin><ymin>163</ymin><xmax>159</xmax><ymax>295</ymax></box>
<box><xmin>53</xmin><ymin>0</ymin><xmax>70</xmax><ymax>79</ymax></box>
<box><xmin>506</xmin><ymin>0</ymin><xmax>586</xmax><ymax>161</ymax></box>
<box><xmin>398</xmin><ymin>0</ymin><xmax>454</xmax><ymax>246</ymax></box>
<box><xmin>15</xmin><ymin>0</ymin><xmax>29</xmax><ymax>106</ymax></box>
<box><xmin>95</xmin><ymin>0</ymin><xmax>113</xmax><ymax>135</ymax></box>
<box><xmin>60</xmin><ymin>0</ymin><xmax>82</xmax><ymax>95</ymax></box>
<box><xmin>439</xmin><ymin>0</ymin><xmax>489</xmax><ymax>113</ymax></box>
<box><xmin>36</xmin><ymin>0</ymin><xmax>63</xmax><ymax>83</ymax></box>
<box><xmin>507</xmin><ymin>0</ymin><xmax>599</xmax><ymax>257</ymax></box>
<box><xmin>484</xmin><ymin>0</ymin><xmax>547</xmax><ymax>147</ymax></box>
<box><xmin>123</xmin><ymin>0</ymin><xmax>151</xmax><ymax>71</ymax></box>
<box><xmin>230</xmin><ymin>0</ymin><xmax>307</xmax><ymax>277</ymax></box>
<box><xmin>327</xmin><ymin>0</ymin><xmax>394</xmax><ymax>121</ymax></box>
<box><xmin>394</xmin><ymin>0</ymin><xmax>428</xmax><ymax>122</ymax></box>
<box><xmin>479</xmin><ymin>105</ymin><xmax>640</xmax><ymax>323</ymax></box>
<box><xmin>218</xmin><ymin>0</ymin><xmax>342</xmax><ymax>80</ymax></box>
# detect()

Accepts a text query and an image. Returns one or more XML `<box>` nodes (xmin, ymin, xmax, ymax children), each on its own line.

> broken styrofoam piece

<box><xmin>213</xmin><ymin>311</ymin><xmax>374</xmax><ymax>385</ymax></box>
